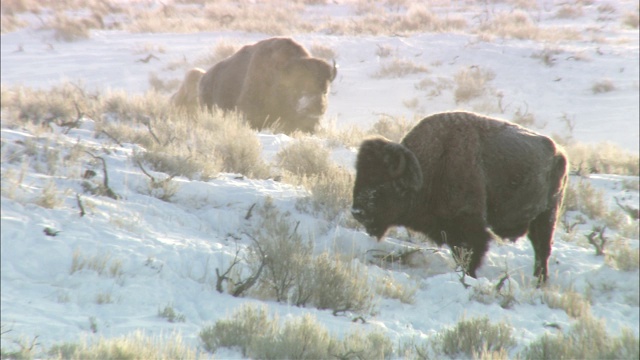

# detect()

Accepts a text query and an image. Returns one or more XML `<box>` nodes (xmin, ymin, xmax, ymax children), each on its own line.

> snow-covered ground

<box><xmin>1</xmin><ymin>0</ymin><xmax>638</xmax><ymax>357</ymax></box>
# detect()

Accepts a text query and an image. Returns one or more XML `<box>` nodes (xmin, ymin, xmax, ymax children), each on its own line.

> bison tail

<box><xmin>550</xmin><ymin>151</ymin><xmax>569</xmax><ymax>210</ymax></box>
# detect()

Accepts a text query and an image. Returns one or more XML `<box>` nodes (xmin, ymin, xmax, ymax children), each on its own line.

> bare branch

<box><xmin>84</xmin><ymin>151</ymin><xmax>119</xmax><ymax>200</ymax></box>
<box><xmin>215</xmin><ymin>246</ymin><xmax>243</xmax><ymax>294</ymax></box>
<box><xmin>99</xmin><ymin>130</ymin><xmax>124</xmax><ymax>147</ymax></box>
<box><xmin>76</xmin><ymin>194</ymin><xmax>86</xmax><ymax>217</ymax></box>
<box><xmin>232</xmin><ymin>233</ymin><xmax>267</xmax><ymax>297</ymax></box>
<box><xmin>615</xmin><ymin>197</ymin><xmax>640</xmax><ymax>220</ymax></box>
<box><xmin>585</xmin><ymin>226</ymin><xmax>607</xmax><ymax>256</ymax></box>
<box><xmin>244</xmin><ymin>203</ymin><xmax>257</xmax><ymax>220</ymax></box>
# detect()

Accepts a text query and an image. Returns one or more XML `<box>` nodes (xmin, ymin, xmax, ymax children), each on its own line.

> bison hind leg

<box><xmin>527</xmin><ymin>207</ymin><xmax>559</xmax><ymax>286</ymax></box>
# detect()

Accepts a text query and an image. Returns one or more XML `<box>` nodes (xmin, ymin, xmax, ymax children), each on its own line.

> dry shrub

<box><xmin>310</xmin><ymin>253</ymin><xmax>374</xmax><ymax>315</ymax></box>
<box><xmin>477</xmin><ymin>10</ymin><xmax>581</xmax><ymax>42</ymax></box>
<box><xmin>148</xmin><ymin>72</ymin><xmax>181</xmax><ymax>94</ymax></box>
<box><xmin>522</xmin><ymin>316</ymin><xmax>639</xmax><ymax>360</ymax></box>
<box><xmin>591</xmin><ymin>78</ymin><xmax>616</xmax><ymax>94</ymax></box>
<box><xmin>565</xmin><ymin>141</ymin><xmax>639</xmax><ymax>176</ymax></box>
<box><xmin>249</xmin><ymin>201</ymin><xmax>313</xmax><ymax>302</ymax></box>
<box><xmin>434</xmin><ymin>316</ymin><xmax>516</xmax><ymax>358</ymax></box>
<box><xmin>375</xmin><ymin>44</ymin><xmax>394</xmax><ymax>58</ymax></box>
<box><xmin>367</xmin><ymin>115</ymin><xmax>417</xmax><ymax>143</ymax></box>
<box><xmin>2</xmin><ymin>83</ymin><xmax>97</xmax><ymax>127</ymax></box>
<box><xmin>542</xmin><ymin>287</ymin><xmax>591</xmax><ymax>318</ymax></box>
<box><xmin>555</xmin><ymin>4</ymin><xmax>584</xmax><ymax>19</ymax></box>
<box><xmin>3</xmin><ymin>83</ymin><xmax>268</xmax><ymax>181</ymax></box>
<box><xmin>477</xmin><ymin>10</ymin><xmax>539</xmax><ymax>40</ymax></box>
<box><xmin>296</xmin><ymin>166</ymin><xmax>354</xmax><ymax>222</ymax></box>
<box><xmin>316</xmin><ymin>122</ymin><xmax>367</xmax><ymax>148</ymax></box>
<box><xmin>309</xmin><ymin>42</ymin><xmax>337</xmax><ymax>62</ymax></box>
<box><xmin>49</xmin><ymin>12</ymin><xmax>101</xmax><ymax>42</ymax></box>
<box><xmin>373</xmin><ymin>57</ymin><xmax>429</xmax><ymax>78</ymax></box>
<box><xmin>375</xmin><ymin>274</ymin><xmax>417</xmax><ymax>304</ymax></box>
<box><xmin>606</xmin><ymin>242</ymin><xmax>640</xmax><ymax>272</ymax></box>
<box><xmin>622</xmin><ymin>9</ymin><xmax>640</xmax><ymax>28</ymax></box>
<box><xmin>1</xmin><ymin>13</ymin><xmax>27</xmax><ymax>33</ymax></box>
<box><xmin>276</xmin><ymin>138</ymin><xmax>333</xmax><ymax>177</ymax></box>
<box><xmin>453</xmin><ymin>66</ymin><xmax>496</xmax><ymax>103</ymax></box>
<box><xmin>415</xmin><ymin>76</ymin><xmax>454</xmax><ymax>97</ymax></box>
<box><xmin>325</xmin><ymin>3</ymin><xmax>465</xmax><ymax>35</ymax></box>
<box><xmin>211</xmin><ymin>113</ymin><xmax>270</xmax><ymax>178</ymax></box>
<box><xmin>1</xmin><ymin>0</ymin><xmax>40</xmax><ymax>14</ymax></box>
<box><xmin>531</xmin><ymin>47</ymin><xmax>564</xmax><ymax>67</ymax></box>
<box><xmin>48</xmin><ymin>330</ymin><xmax>200</xmax><ymax>359</ymax></box>
<box><xmin>395</xmin><ymin>4</ymin><xmax>467</xmax><ymax>33</ymax></box>
<box><xmin>36</xmin><ymin>180</ymin><xmax>64</xmax><ymax>209</ymax></box>
<box><xmin>202</xmin><ymin>2</ymin><xmax>310</xmax><ymax>35</ymax></box>
<box><xmin>193</xmin><ymin>39</ymin><xmax>242</xmax><ymax>69</ymax></box>
<box><xmin>200</xmin><ymin>304</ymin><xmax>390</xmax><ymax>358</ymax></box>
<box><xmin>245</xmin><ymin>201</ymin><xmax>374</xmax><ymax>314</ymax></box>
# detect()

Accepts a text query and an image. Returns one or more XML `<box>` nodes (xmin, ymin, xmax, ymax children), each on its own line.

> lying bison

<box><xmin>198</xmin><ymin>37</ymin><xmax>337</xmax><ymax>134</ymax></box>
<box><xmin>170</xmin><ymin>67</ymin><xmax>205</xmax><ymax>110</ymax></box>
<box><xmin>351</xmin><ymin>111</ymin><xmax>568</xmax><ymax>284</ymax></box>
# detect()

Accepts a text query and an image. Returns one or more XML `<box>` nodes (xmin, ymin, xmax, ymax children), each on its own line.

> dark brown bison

<box><xmin>198</xmin><ymin>37</ymin><xmax>337</xmax><ymax>134</ymax></box>
<box><xmin>351</xmin><ymin>111</ymin><xmax>568</xmax><ymax>284</ymax></box>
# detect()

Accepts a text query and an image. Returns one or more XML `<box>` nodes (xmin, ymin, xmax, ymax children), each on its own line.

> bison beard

<box><xmin>351</xmin><ymin>111</ymin><xmax>568</xmax><ymax>285</ymax></box>
<box><xmin>198</xmin><ymin>37</ymin><xmax>337</xmax><ymax>134</ymax></box>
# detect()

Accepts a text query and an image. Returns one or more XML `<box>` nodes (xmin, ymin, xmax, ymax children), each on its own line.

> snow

<box><xmin>1</xmin><ymin>0</ymin><xmax>638</xmax><ymax>357</ymax></box>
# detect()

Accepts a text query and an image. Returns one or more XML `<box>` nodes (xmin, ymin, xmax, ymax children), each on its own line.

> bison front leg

<box><xmin>443</xmin><ymin>216</ymin><xmax>492</xmax><ymax>279</ymax></box>
<box><xmin>527</xmin><ymin>207</ymin><xmax>558</xmax><ymax>286</ymax></box>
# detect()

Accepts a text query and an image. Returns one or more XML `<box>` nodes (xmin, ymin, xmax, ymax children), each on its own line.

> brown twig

<box><xmin>76</xmin><ymin>194</ymin><xmax>86</xmax><ymax>217</ymax></box>
<box><xmin>84</xmin><ymin>151</ymin><xmax>119</xmax><ymax>200</ymax></box>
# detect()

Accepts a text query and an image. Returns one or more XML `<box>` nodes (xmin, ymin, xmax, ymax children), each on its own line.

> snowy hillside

<box><xmin>1</xmin><ymin>0</ymin><xmax>638</xmax><ymax>358</ymax></box>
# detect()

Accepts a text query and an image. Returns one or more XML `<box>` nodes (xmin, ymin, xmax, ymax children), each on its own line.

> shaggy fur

<box><xmin>351</xmin><ymin>111</ymin><xmax>568</xmax><ymax>283</ymax></box>
<box><xmin>170</xmin><ymin>68</ymin><xmax>205</xmax><ymax>110</ymax></box>
<box><xmin>198</xmin><ymin>37</ymin><xmax>337</xmax><ymax>134</ymax></box>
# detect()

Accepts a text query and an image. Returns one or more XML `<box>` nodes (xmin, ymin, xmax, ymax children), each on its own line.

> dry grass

<box><xmin>276</xmin><ymin>138</ymin><xmax>334</xmax><ymax>178</ymax></box>
<box><xmin>564</xmin><ymin>141</ymin><xmax>639</xmax><ymax>176</ymax></box>
<box><xmin>591</xmin><ymin>78</ymin><xmax>616</xmax><ymax>94</ymax></box>
<box><xmin>375</xmin><ymin>274</ymin><xmax>418</xmax><ymax>304</ymax></box>
<box><xmin>476</xmin><ymin>10</ymin><xmax>582</xmax><ymax>42</ymax></box>
<box><xmin>309</xmin><ymin>42</ymin><xmax>338</xmax><ymax>62</ymax></box>
<box><xmin>373</xmin><ymin>58</ymin><xmax>429</xmax><ymax>78</ymax></box>
<box><xmin>192</xmin><ymin>39</ymin><xmax>243</xmax><ymax>70</ymax></box>
<box><xmin>367</xmin><ymin>114</ymin><xmax>418</xmax><ymax>143</ymax></box>
<box><xmin>48</xmin><ymin>12</ymin><xmax>102</xmax><ymax>42</ymax></box>
<box><xmin>606</xmin><ymin>242</ymin><xmax>640</xmax><ymax>272</ymax></box>
<box><xmin>294</xmin><ymin>166</ymin><xmax>354</xmax><ymax>222</ymax></box>
<box><xmin>199</xmin><ymin>304</ymin><xmax>391</xmax><ymax>358</ymax></box>
<box><xmin>555</xmin><ymin>4</ymin><xmax>584</xmax><ymax>19</ymax></box>
<box><xmin>47</xmin><ymin>331</ymin><xmax>200</xmax><ymax>359</ymax></box>
<box><xmin>2</xmin><ymin>84</ymin><xmax>270</xmax><ymax>181</ymax></box>
<box><xmin>453</xmin><ymin>66</ymin><xmax>496</xmax><ymax>103</ymax></box>
<box><xmin>434</xmin><ymin>316</ymin><xmax>516</xmax><ymax>358</ymax></box>
<box><xmin>542</xmin><ymin>287</ymin><xmax>591</xmax><ymax>318</ymax></box>
<box><xmin>622</xmin><ymin>9</ymin><xmax>640</xmax><ymax>29</ymax></box>
<box><xmin>522</xmin><ymin>315</ymin><xmax>639</xmax><ymax>360</ymax></box>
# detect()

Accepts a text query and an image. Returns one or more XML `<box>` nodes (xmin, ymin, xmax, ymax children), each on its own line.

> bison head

<box><xmin>351</xmin><ymin>138</ymin><xmax>423</xmax><ymax>240</ymax></box>
<box><xmin>274</xmin><ymin>57</ymin><xmax>337</xmax><ymax>133</ymax></box>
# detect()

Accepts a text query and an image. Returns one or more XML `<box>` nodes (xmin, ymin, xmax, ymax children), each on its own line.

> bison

<box><xmin>198</xmin><ymin>37</ymin><xmax>337</xmax><ymax>134</ymax></box>
<box><xmin>170</xmin><ymin>67</ymin><xmax>205</xmax><ymax>110</ymax></box>
<box><xmin>351</xmin><ymin>111</ymin><xmax>568</xmax><ymax>284</ymax></box>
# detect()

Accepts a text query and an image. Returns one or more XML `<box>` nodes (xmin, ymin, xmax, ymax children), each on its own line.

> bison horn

<box><xmin>330</xmin><ymin>59</ymin><xmax>338</xmax><ymax>82</ymax></box>
<box><xmin>383</xmin><ymin>142</ymin><xmax>423</xmax><ymax>192</ymax></box>
<box><xmin>384</xmin><ymin>143</ymin><xmax>407</xmax><ymax>178</ymax></box>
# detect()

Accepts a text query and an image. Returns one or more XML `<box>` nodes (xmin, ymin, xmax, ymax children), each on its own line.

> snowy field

<box><xmin>1</xmin><ymin>0</ymin><xmax>639</xmax><ymax>358</ymax></box>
